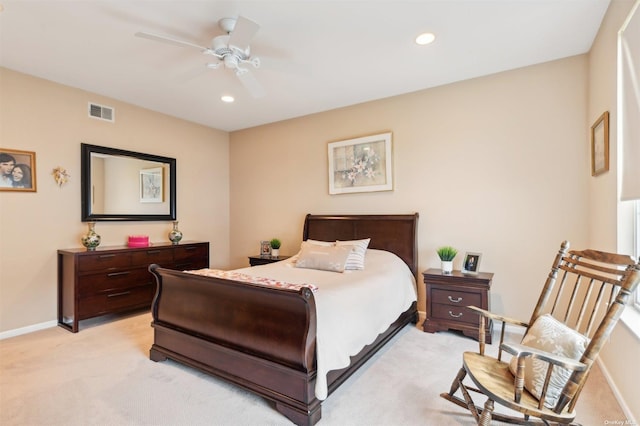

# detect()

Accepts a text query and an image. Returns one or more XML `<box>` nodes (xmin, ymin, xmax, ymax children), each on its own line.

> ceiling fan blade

<box><xmin>135</xmin><ymin>32</ymin><xmax>208</xmax><ymax>51</ymax></box>
<box><xmin>236</xmin><ymin>69</ymin><xmax>265</xmax><ymax>98</ymax></box>
<box><xmin>228</xmin><ymin>16</ymin><xmax>260</xmax><ymax>51</ymax></box>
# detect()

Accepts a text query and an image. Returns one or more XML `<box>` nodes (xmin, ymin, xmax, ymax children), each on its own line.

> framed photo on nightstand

<box><xmin>462</xmin><ymin>252</ymin><xmax>482</xmax><ymax>275</ymax></box>
<box><xmin>260</xmin><ymin>240</ymin><xmax>272</xmax><ymax>257</ymax></box>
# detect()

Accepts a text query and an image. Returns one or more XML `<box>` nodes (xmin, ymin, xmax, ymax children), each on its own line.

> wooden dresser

<box><xmin>58</xmin><ymin>241</ymin><xmax>209</xmax><ymax>332</ymax></box>
<box><xmin>422</xmin><ymin>268</ymin><xmax>493</xmax><ymax>342</ymax></box>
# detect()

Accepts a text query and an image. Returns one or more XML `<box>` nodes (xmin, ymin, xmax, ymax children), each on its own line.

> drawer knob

<box><xmin>107</xmin><ymin>271</ymin><xmax>131</xmax><ymax>277</ymax></box>
<box><xmin>448</xmin><ymin>310</ymin><xmax>463</xmax><ymax>318</ymax></box>
<box><xmin>448</xmin><ymin>296</ymin><xmax>463</xmax><ymax>303</ymax></box>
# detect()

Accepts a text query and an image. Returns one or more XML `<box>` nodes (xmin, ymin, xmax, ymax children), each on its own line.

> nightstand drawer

<box><xmin>431</xmin><ymin>288</ymin><xmax>481</xmax><ymax>307</ymax></box>
<box><xmin>431</xmin><ymin>304</ymin><xmax>479</xmax><ymax>325</ymax></box>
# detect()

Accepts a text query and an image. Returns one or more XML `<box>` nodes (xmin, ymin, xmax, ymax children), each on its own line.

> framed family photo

<box><xmin>591</xmin><ymin>111</ymin><xmax>609</xmax><ymax>176</ymax></box>
<box><xmin>260</xmin><ymin>240</ymin><xmax>272</xmax><ymax>257</ymax></box>
<box><xmin>0</xmin><ymin>148</ymin><xmax>37</xmax><ymax>192</ymax></box>
<box><xmin>139</xmin><ymin>167</ymin><xmax>163</xmax><ymax>203</ymax></box>
<box><xmin>462</xmin><ymin>252</ymin><xmax>482</xmax><ymax>275</ymax></box>
<box><xmin>328</xmin><ymin>132</ymin><xmax>393</xmax><ymax>195</ymax></box>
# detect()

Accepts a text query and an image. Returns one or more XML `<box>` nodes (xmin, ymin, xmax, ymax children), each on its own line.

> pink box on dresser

<box><xmin>127</xmin><ymin>235</ymin><xmax>149</xmax><ymax>247</ymax></box>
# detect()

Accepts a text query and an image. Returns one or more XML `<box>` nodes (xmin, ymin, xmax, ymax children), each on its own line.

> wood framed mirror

<box><xmin>81</xmin><ymin>143</ymin><xmax>176</xmax><ymax>221</ymax></box>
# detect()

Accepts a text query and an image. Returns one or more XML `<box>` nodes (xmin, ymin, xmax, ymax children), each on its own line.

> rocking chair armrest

<box><xmin>501</xmin><ymin>342</ymin><xmax>587</xmax><ymax>371</ymax></box>
<box><xmin>467</xmin><ymin>306</ymin><xmax>529</xmax><ymax>328</ymax></box>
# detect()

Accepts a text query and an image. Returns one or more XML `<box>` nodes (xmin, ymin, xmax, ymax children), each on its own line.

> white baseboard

<box><xmin>596</xmin><ymin>357</ymin><xmax>637</xmax><ymax>424</ymax></box>
<box><xmin>0</xmin><ymin>320</ymin><xmax>57</xmax><ymax>340</ymax></box>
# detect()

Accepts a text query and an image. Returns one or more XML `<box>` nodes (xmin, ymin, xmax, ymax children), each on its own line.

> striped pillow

<box><xmin>336</xmin><ymin>238</ymin><xmax>370</xmax><ymax>270</ymax></box>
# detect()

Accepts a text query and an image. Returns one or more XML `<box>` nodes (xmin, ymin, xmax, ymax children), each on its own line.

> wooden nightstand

<box><xmin>248</xmin><ymin>255</ymin><xmax>291</xmax><ymax>266</ymax></box>
<box><xmin>422</xmin><ymin>268</ymin><xmax>493</xmax><ymax>343</ymax></box>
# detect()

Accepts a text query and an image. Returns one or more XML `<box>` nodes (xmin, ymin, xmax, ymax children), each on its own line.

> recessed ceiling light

<box><xmin>221</xmin><ymin>95</ymin><xmax>234</xmax><ymax>103</ymax></box>
<box><xmin>415</xmin><ymin>32</ymin><xmax>436</xmax><ymax>45</ymax></box>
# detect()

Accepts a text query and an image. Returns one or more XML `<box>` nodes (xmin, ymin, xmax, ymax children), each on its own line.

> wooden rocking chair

<box><xmin>441</xmin><ymin>241</ymin><xmax>640</xmax><ymax>425</ymax></box>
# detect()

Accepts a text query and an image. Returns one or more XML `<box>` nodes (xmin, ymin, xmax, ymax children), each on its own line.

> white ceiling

<box><xmin>0</xmin><ymin>1</ymin><xmax>610</xmax><ymax>132</ymax></box>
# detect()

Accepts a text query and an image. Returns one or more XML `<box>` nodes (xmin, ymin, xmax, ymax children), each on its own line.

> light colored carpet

<box><xmin>0</xmin><ymin>312</ymin><xmax>627</xmax><ymax>426</ymax></box>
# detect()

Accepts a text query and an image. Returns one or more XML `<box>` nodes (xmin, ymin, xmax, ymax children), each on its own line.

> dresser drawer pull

<box><xmin>98</xmin><ymin>254</ymin><xmax>116</xmax><ymax>259</ymax></box>
<box><xmin>107</xmin><ymin>271</ymin><xmax>131</xmax><ymax>277</ymax></box>
<box><xmin>184</xmin><ymin>247</ymin><xmax>197</xmax><ymax>251</ymax></box>
<box><xmin>448</xmin><ymin>296</ymin><xmax>463</xmax><ymax>303</ymax></box>
<box><xmin>107</xmin><ymin>291</ymin><xmax>131</xmax><ymax>298</ymax></box>
<box><xmin>448</xmin><ymin>310</ymin><xmax>464</xmax><ymax>318</ymax></box>
<box><xmin>146</xmin><ymin>250</ymin><xmax>162</xmax><ymax>255</ymax></box>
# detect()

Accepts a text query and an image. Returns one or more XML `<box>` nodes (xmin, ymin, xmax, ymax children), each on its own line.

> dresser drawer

<box><xmin>173</xmin><ymin>244</ymin><xmax>209</xmax><ymax>269</ymax></box>
<box><xmin>431</xmin><ymin>288</ymin><xmax>481</xmax><ymax>308</ymax></box>
<box><xmin>431</xmin><ymin>304</ymin><xmax>479</xmax><ymax>325</ymax></box>
<box><xmin>78</xmin><ymin>252</ymin><xmax>133</xmax><ymax>272</ymax></box>
<box><xmin>78</xmin><ymin>268</ymin><xmax>153</xmax><ymax>297</ymax></box>
<box><xmin>78</xmin><ymin>284</ymin><xmax>155</xmax><ymax>319</ymax></box>
<box><xmin>132</xmin><ymin>248</ymin><xmax>174</xmax><ymax>266</ymax></box>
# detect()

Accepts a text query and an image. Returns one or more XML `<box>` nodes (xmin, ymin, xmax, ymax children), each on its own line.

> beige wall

<box><xmin>0</xmin><ymin>68</ymin><xmax>230</xmax><ymax>332</ymax></box>
<box><xmin>588</xmin><ymin>0</ymin><xmax>639</xmax><ymax>422</ymax></box>
<box><xmin>230</xmin><ymin>55</ymin><xmax>590</xmax><ymax>323</ymax></box>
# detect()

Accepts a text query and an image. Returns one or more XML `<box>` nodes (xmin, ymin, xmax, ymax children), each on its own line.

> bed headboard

<box><xmin>303</xmin><ymin>213</ymin><xmax>419</xmax><ymax>275</ymax></box>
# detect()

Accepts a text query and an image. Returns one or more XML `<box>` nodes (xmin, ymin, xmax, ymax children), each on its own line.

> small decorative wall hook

<box><xmin>52</xmin><ymin>166</ymin><xmax>70</xmax><ymax>187</ymax></box>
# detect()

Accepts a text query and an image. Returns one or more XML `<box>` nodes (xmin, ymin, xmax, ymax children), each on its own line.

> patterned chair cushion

<box><xmin>508</xmin><ymin>314</ymin><xmax>589</xmax><ymax>408</ymax></box>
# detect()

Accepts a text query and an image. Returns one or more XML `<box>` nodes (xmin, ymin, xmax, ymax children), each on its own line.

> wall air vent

<box><xmin>88</xmin><ymin>102</ymin><xmax>115</xmax><ymax>122</ymax></box>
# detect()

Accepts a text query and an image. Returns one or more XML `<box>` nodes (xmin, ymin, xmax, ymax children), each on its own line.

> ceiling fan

<box><xmin>135</xmin><ymin>16</ymin><xmax>265</xmax><ymax>98</ymax></box>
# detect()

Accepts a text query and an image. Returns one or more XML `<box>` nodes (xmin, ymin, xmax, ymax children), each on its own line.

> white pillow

<box><xmin>336</xmin><ymin>238</ymin><xmax>370</xmax><ymax>270</ymax></box>
<box><xmin>294</xmin><ymin>244</ymin><xmax>354</xmax><ymax>272</ymax></box>
<box><xmin>508</xmin><ymin>314</ymin><xmax>589</xmax><ymax>408</ymax></box>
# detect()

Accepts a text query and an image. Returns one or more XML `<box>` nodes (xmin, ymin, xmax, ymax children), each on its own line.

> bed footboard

<box><xmin>149</xmin><ymin>264</ymin><xmax>320</xmax><ymax>425</ymax></box>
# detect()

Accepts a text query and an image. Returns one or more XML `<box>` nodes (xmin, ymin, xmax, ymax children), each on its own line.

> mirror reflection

<box><xmin>81</xmin><ymin>144</ymin><xmax>176</xmax><ymax>221</ymax></box>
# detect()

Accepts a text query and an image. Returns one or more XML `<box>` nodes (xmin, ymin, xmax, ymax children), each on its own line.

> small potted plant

<box><xmin>270</xmin><ymin>238</ymin><xmax>281</xmax><ymax>258</ymax></box>
<box><xmin>437</xmin><ymin>246</ymin><xmax>457</xmax><ymax>274</ymax></box>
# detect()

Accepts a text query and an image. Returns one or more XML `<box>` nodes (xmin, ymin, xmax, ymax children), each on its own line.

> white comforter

<box><xmin>233</xmin><ymin>249</ymin><xmax>417</xmax><ymax>400</ymax></box>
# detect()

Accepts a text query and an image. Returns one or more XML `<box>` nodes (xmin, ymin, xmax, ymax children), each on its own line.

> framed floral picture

<box><xmin>328</xmin><ymin>132</ymin><xmax>393</xmax><ymax>194</ymax></box>
<box><xmin>591</xmin><ymin>111</ymin><xmax>609</xmax><ymax>176</ymax></box>
<box><xmin>0</xmin><ymin>148</ymin><xmax>37</xmax><ymax>192</ymax></box>
<box><xmin>139</xmin><ymin>167</ymin><xmax>163</xmax><ymax>202</ymax></box>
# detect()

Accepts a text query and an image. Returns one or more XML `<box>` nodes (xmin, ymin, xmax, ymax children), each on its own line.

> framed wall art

<box><xmin>462</xmin><ymin>252</ymin><xmax>482</xmax><ymax>275</ymax></box>
<box><xmin>139</xmin><ymin>167</ymin><xmax>163</xmax><ymax>202</ymax></box>
<box><xmin>591</xmin><ymin>111</ymin><xmax>609</xmax><ymax>176</ymax></box>
<box><xmin>0</xmin><ymin>148</ymin><xmax>37</xmax><ymax>192</ymax></box>
<box><xmin>328</xmin><ymin>132</ymin><xmax>393</xmax><ymax>195</ymax></box>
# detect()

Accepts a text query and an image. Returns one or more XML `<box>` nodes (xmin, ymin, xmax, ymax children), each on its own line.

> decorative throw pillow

<box><xmin>304</xmin><ymin>239</ymin><xmax>335</xmax><ymax>247</ymax></box>
<box><xmin>290</xmin><ymin>240</ymin><xmax>336</xmax><ymax>263</ymax></box>
<box><xmin>508</xmin><ymin>314</ymin><xmax>589</xmax><ymax>409</ymax></box>
<box><xmin>294</xmin><ymin>244</ymin><xmax>354</xmax><ymax>272</ymax></box>
<box><xmin>336</xmin><ymin>238</ymin><xmax>370</xmax><ymax>270</ymax></box>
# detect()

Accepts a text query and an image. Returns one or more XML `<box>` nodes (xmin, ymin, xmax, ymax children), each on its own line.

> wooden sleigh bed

<box><xmin>148</xmin><ymin>213</ymin><xmax>419</xmax><ymax>425</ymax></box>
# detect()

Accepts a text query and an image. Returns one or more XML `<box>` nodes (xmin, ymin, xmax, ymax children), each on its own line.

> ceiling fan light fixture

<box><xmin>415</xmin><ymin>32</ymin><xmax>436</xmax><ymax>45</ymax></box>
<box><xmin>221</xmin><ymin>95</ymin><xmax>235</xmax><ymax>103</ymax></box>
